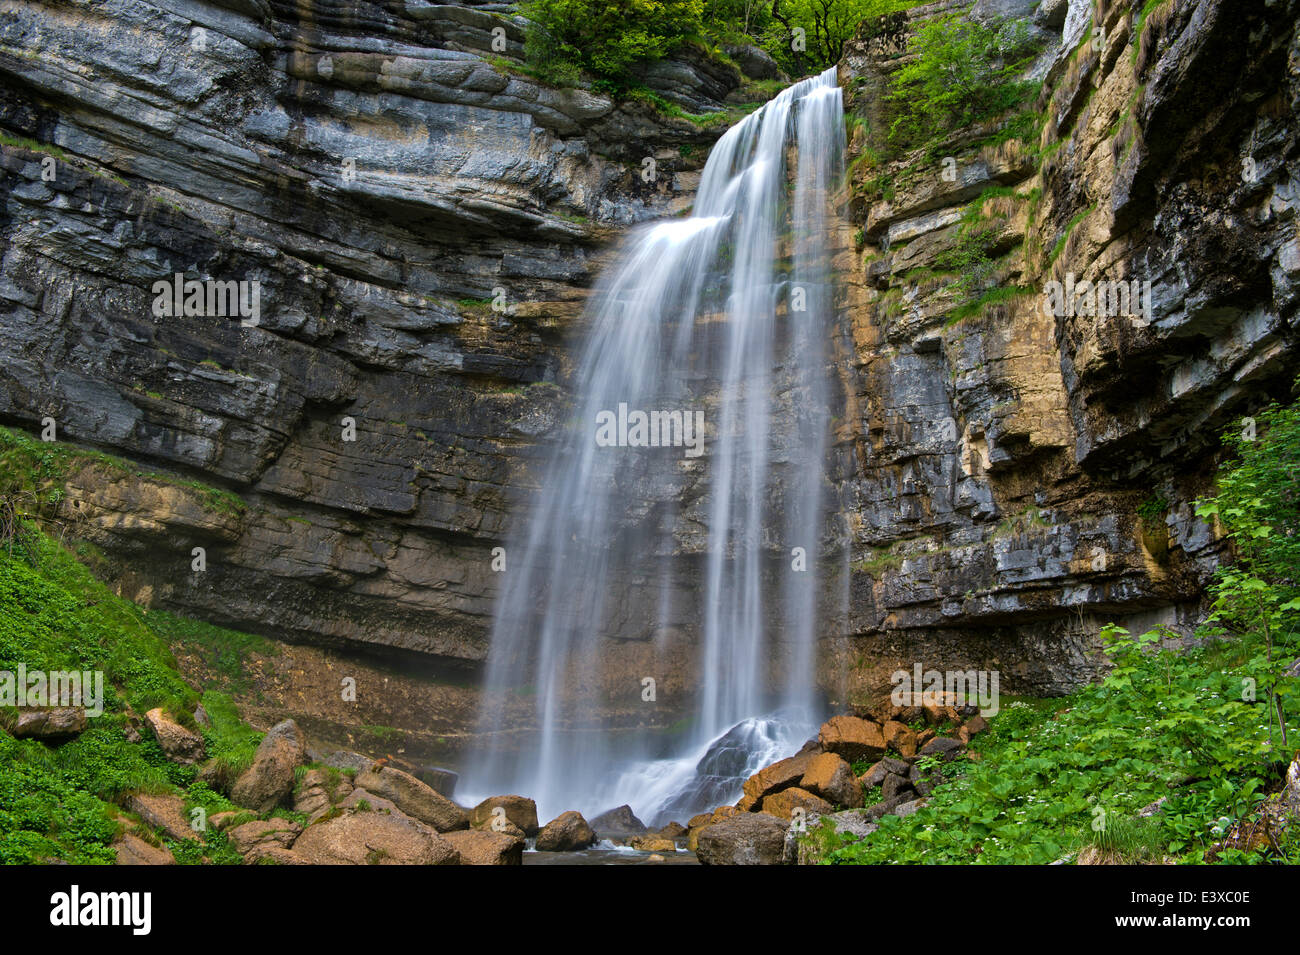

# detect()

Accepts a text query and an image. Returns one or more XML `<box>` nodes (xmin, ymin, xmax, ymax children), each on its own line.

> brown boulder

<box><xmin>293</xmin><ymin>768</ymin><xmax>354</xmax><ymax>820</ymax></box>
<box><xmin>442</xmin><ymin>829</ymin><xmax>524</xmax><ymax>865</ymax></box>
<box><xmin>882</xmin><ymin>720</ymin><xmax>918</xmax><ymax>757</ymax></box>
<box><xmin>818</xmin><ymin>715</ymin><xmax>886</xmax><ymax>762</ymax></box>
<box><xmin>760</xmin><ymin>786</ymin><xmax>833</xmax><ymax>821</ymax></box>
<box><xmin>354</xmin><ymin>766</ymin><xmax>468</xmax><ymax>832</ymax></box>
<box><xmin>469</xmin><ymin>794</ymin><xmax>539</xmax><ymax>835</ymax></box>
<box><xmin>126</xmin><ymin>792</ymin><xmax>196</xmax><ymax>843</ymax></box>
<box><xmin>629</xmin><ymin>836</ymin><xmax>677</xmax><ymax>852</ymax></box>
<box><xmin>738</xmin><ymin>752</ymin><xmax>814</xmax><ymax>811</ymax></box>
<box><xmin>799</xmin><ymin>752</ymin><xmax>862</xmax><ymax>807</ymax></box>
<box><xmin>230</xmin><ymin>720</ymin><xmax>306</xmax><ymax>813</ymax></box>
<box><xmin>143</xmin><ymin>707</ymin><xmax>205</xmax><ymax>765</ymax></box>
<box><xmin>292</xmin><ymin>809</ymin><xmax>459</xmax><ymax>865</ymax></box>
<box><xmin>535</xmin><ymin>810</ymin><xmax>597</xmax><ymax>851</ymax></box>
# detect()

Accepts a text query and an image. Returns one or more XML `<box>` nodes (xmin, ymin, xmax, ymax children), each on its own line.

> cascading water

<box><xmin>463</xmin><ymin>67</ymin><xmax>846</xmax><ymax>826</ymax></box>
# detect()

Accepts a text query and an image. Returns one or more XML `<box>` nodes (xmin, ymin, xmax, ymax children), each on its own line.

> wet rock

<box><xmin>535</xmin><ymin>810</ymin><xmax>597</xmax><ymax>851</ymax></box>
<box><xmin>590</xmin><ymin>804</ymin><xmax>648</xmax><ymax>841</ymax></box>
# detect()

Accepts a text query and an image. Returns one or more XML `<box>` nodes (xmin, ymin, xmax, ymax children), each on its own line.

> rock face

<box><xmin>828</xmin><ymin>0</ymin><xmax>1300</xmax><ymax>700</ymax></box>
<box><xmin>0</xmin><ymin>0</ymin><xmax>738</xmax><ymax>694</ymax></box>
<box><xmin>230</xmin><ymin>719</ymin><xmax>306</xmax><ymax>813</ymax></box>
<box><xmin>534</xmin><ymin>810</ymin><xmax>597</xmax><ymax>851</ymax></box>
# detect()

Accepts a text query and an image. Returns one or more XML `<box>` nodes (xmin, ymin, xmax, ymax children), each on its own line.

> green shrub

<box><xmin>522</xmin><ymin>0</ymin><xmax>705</xmax><ymax>86</ymax></box>
<box><xmin>887</xmin><ymin>15</ymin><xmax>1041</xmax><ymax>154</ymax></box>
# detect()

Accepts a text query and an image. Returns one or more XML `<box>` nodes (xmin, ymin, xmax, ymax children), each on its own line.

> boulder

<box><xmin>127</xmin><ymin>792</ymin><xmax>196</xmax><ymax>843</ymax></box>
<box><xmin>113</xmin><ymin>833</ymin><xmax>175</xmax><ymax>865</ymax></box>
<box><xmin>696</xmin><ymin>812</ymin><xmax>789</xmax><ymax>865</ymax></box>
<box><xmin>656</xmin><ymin>821</ymin><xmax>687</xmax><ymax>840</ymax></box>
<box><xmin>143</xmin><ymin>707</ymin><xmax>205</xmax><ymax>765</ymax></box>
<box><xmin>738</xmin><ymin>752</ymin><xmax>815</xmax><ymax>810</ymax></box>
<box><xmin>354</xmin><ymin>766</ymin><xmax>468</xmax><ymax>832</ymax></box>
<box><xmin>858</xmin><ymin>756</ymin><xmax>911</xmax><ymax>790</ymax></box>
<box><xmin>882</xmin><ymin>719</ymin><xmax>918</xmax><ymax>757</ymax></box>
<box><xmin>231</xmin><ymin>720</ymin><xmax>307</xmax><ymax>813</ymax></box>
<box><xmin>786</xmin><ymin>809</ymin><xmax>879</xmax><ymax>865</ymax></box>
<box><xmin>470</xmin><ymin>794</ymin><xmax>539</xmax><ymax>835</ymax></box>
<box><xmin>589</xmin><ymin>804</ymin><xmax>648</xmax><ymax>840</ymax></box>
<box><xmin>415</xmin><ymin>766</ymin><xmax>459</xmax><ymax>798</ymax></box>
<box><xmin>227</xmin><ymin>817</ymin><xmax>302</xmax><ymax>861</ymax></box>
<box><xmin>725</xmin><ymin>43</ymin><xmax>783</xmax><ymax>81</ymax></box>
<box><xmin>817</xmin><ymin>715</ymin><xmax>887</xmax><ymax>762</ymax></box>
<box><xmin>919</xmin><ymin>736</ymin><xmax>966</xmax><ymax>760</ymax></box>
<box><xmin>799</xmin><ymin>752</ymin><xmax>862</xmax><ymax>807</ymax></box>
<box><xmin>442</xmin><ymin>829</ymin><xmax>524</xmax><ymax>865</ymax></box>
<box><xmin>686</xmin><ymin>805</ymin><xmax>738</xmax><ymax>851</ymax></box>
<box><xmin>293</xmin><ymin>768</ymin><xmax>354</xmax><ymax>820</ymax></box>
<box><xmin>760</xmin><ymin>786</ymin><xmax>833</xmax><ymax>821</ymax></box>
<box><xmin>292</xmin><ymin>809</ymin><xmax>460</xmax><ymax>865</ymax></box>
<box><xmin>12</xmin><ymin>707</ymin><xmax>87</xmax><ymax>739</ymax></box>
<box><xmin>880</xmin><ymin>772</ymin><xmax>914</xmax><ymax>803</ymax></box>
<box><xmin>964</xmin><ymin>714</ymin><xmax>989</xmax><ymax>736</ymax></box>
<box><xmin>535</xmin><ymin>810</ymin><xmax>597</xmax><ymax>851</ymax></box>
<box><xmin>629</xmin><ymin>835</ymin><xmax>677</xmax><ymax>852</ymax></box>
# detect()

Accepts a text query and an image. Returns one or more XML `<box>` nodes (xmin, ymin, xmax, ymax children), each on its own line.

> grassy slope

<box><xmin>0</xmin><ymin>426</ymin><xmax>273</xmax><ymax>863</ymax></box>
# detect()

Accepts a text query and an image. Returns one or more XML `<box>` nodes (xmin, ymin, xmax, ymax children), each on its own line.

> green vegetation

<box><xmin>0</xmin><ymin>425</ymin><xmax>272</xmax><ymax>863</ymax></box>
<box><xmin>0</xmin><ymin>425</ymin><xmax>245</xmax><ymax>518</ymax></box>
<box><xmin>521</xmin><ymin>0</ymin><xmax>706</xmax><ymax>87</ymax></box>
<box><xmin>0</xmin><ymin>528</ymin><xmax>270</xmax><ymax>862</ymax></box>
<box><xmin>825</xmin><ymin>389</ymin><xmax>1300</xmax><ymax>864</ymax></box>
<box><xmin>519</xmin><ymin>0</ymin><xmax>922</xmax><ymax>94</ymax></box>
<box><xmin>886</xmin><ymin>15</ymin><xmax>1042</xmax><ymax>157</ymax></box>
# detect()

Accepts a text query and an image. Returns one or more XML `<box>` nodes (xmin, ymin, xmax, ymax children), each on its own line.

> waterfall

<box><xmin>463</xmin><ymin>67</ymin><xmax>846</xmax><ymax>826</ymax></box>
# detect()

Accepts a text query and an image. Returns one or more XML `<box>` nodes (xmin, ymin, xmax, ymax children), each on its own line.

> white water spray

<box><xmin>464</xmin><ymin>67</ymin><xmax>846</xmax><ymax>825</ymax></box>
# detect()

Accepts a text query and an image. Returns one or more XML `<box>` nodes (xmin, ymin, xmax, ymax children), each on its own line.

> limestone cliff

<box><xmin>834</xmin><ymin>0</ymin><xmax>1300</xmax><ymax>697</ymax></box>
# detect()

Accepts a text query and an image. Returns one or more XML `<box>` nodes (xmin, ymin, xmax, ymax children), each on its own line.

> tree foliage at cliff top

<box><xmin>887</xmin><ymin>14</ymin><xmax>1042</xmax><ymax>154</ymax></box>
<box><xmin>824</xmin><ymin>388</ymin><xmax>1300</xmax><ymax>865</ymax></box>
<box><xmin>522</xmin><ymin>0</ymin><xmax>706</xmax><ymax>86</ymax></box>
<box><xmin>520</xmin><ymin>0</ymin><xmax>920</xmax><ymax>87</ymax></box>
